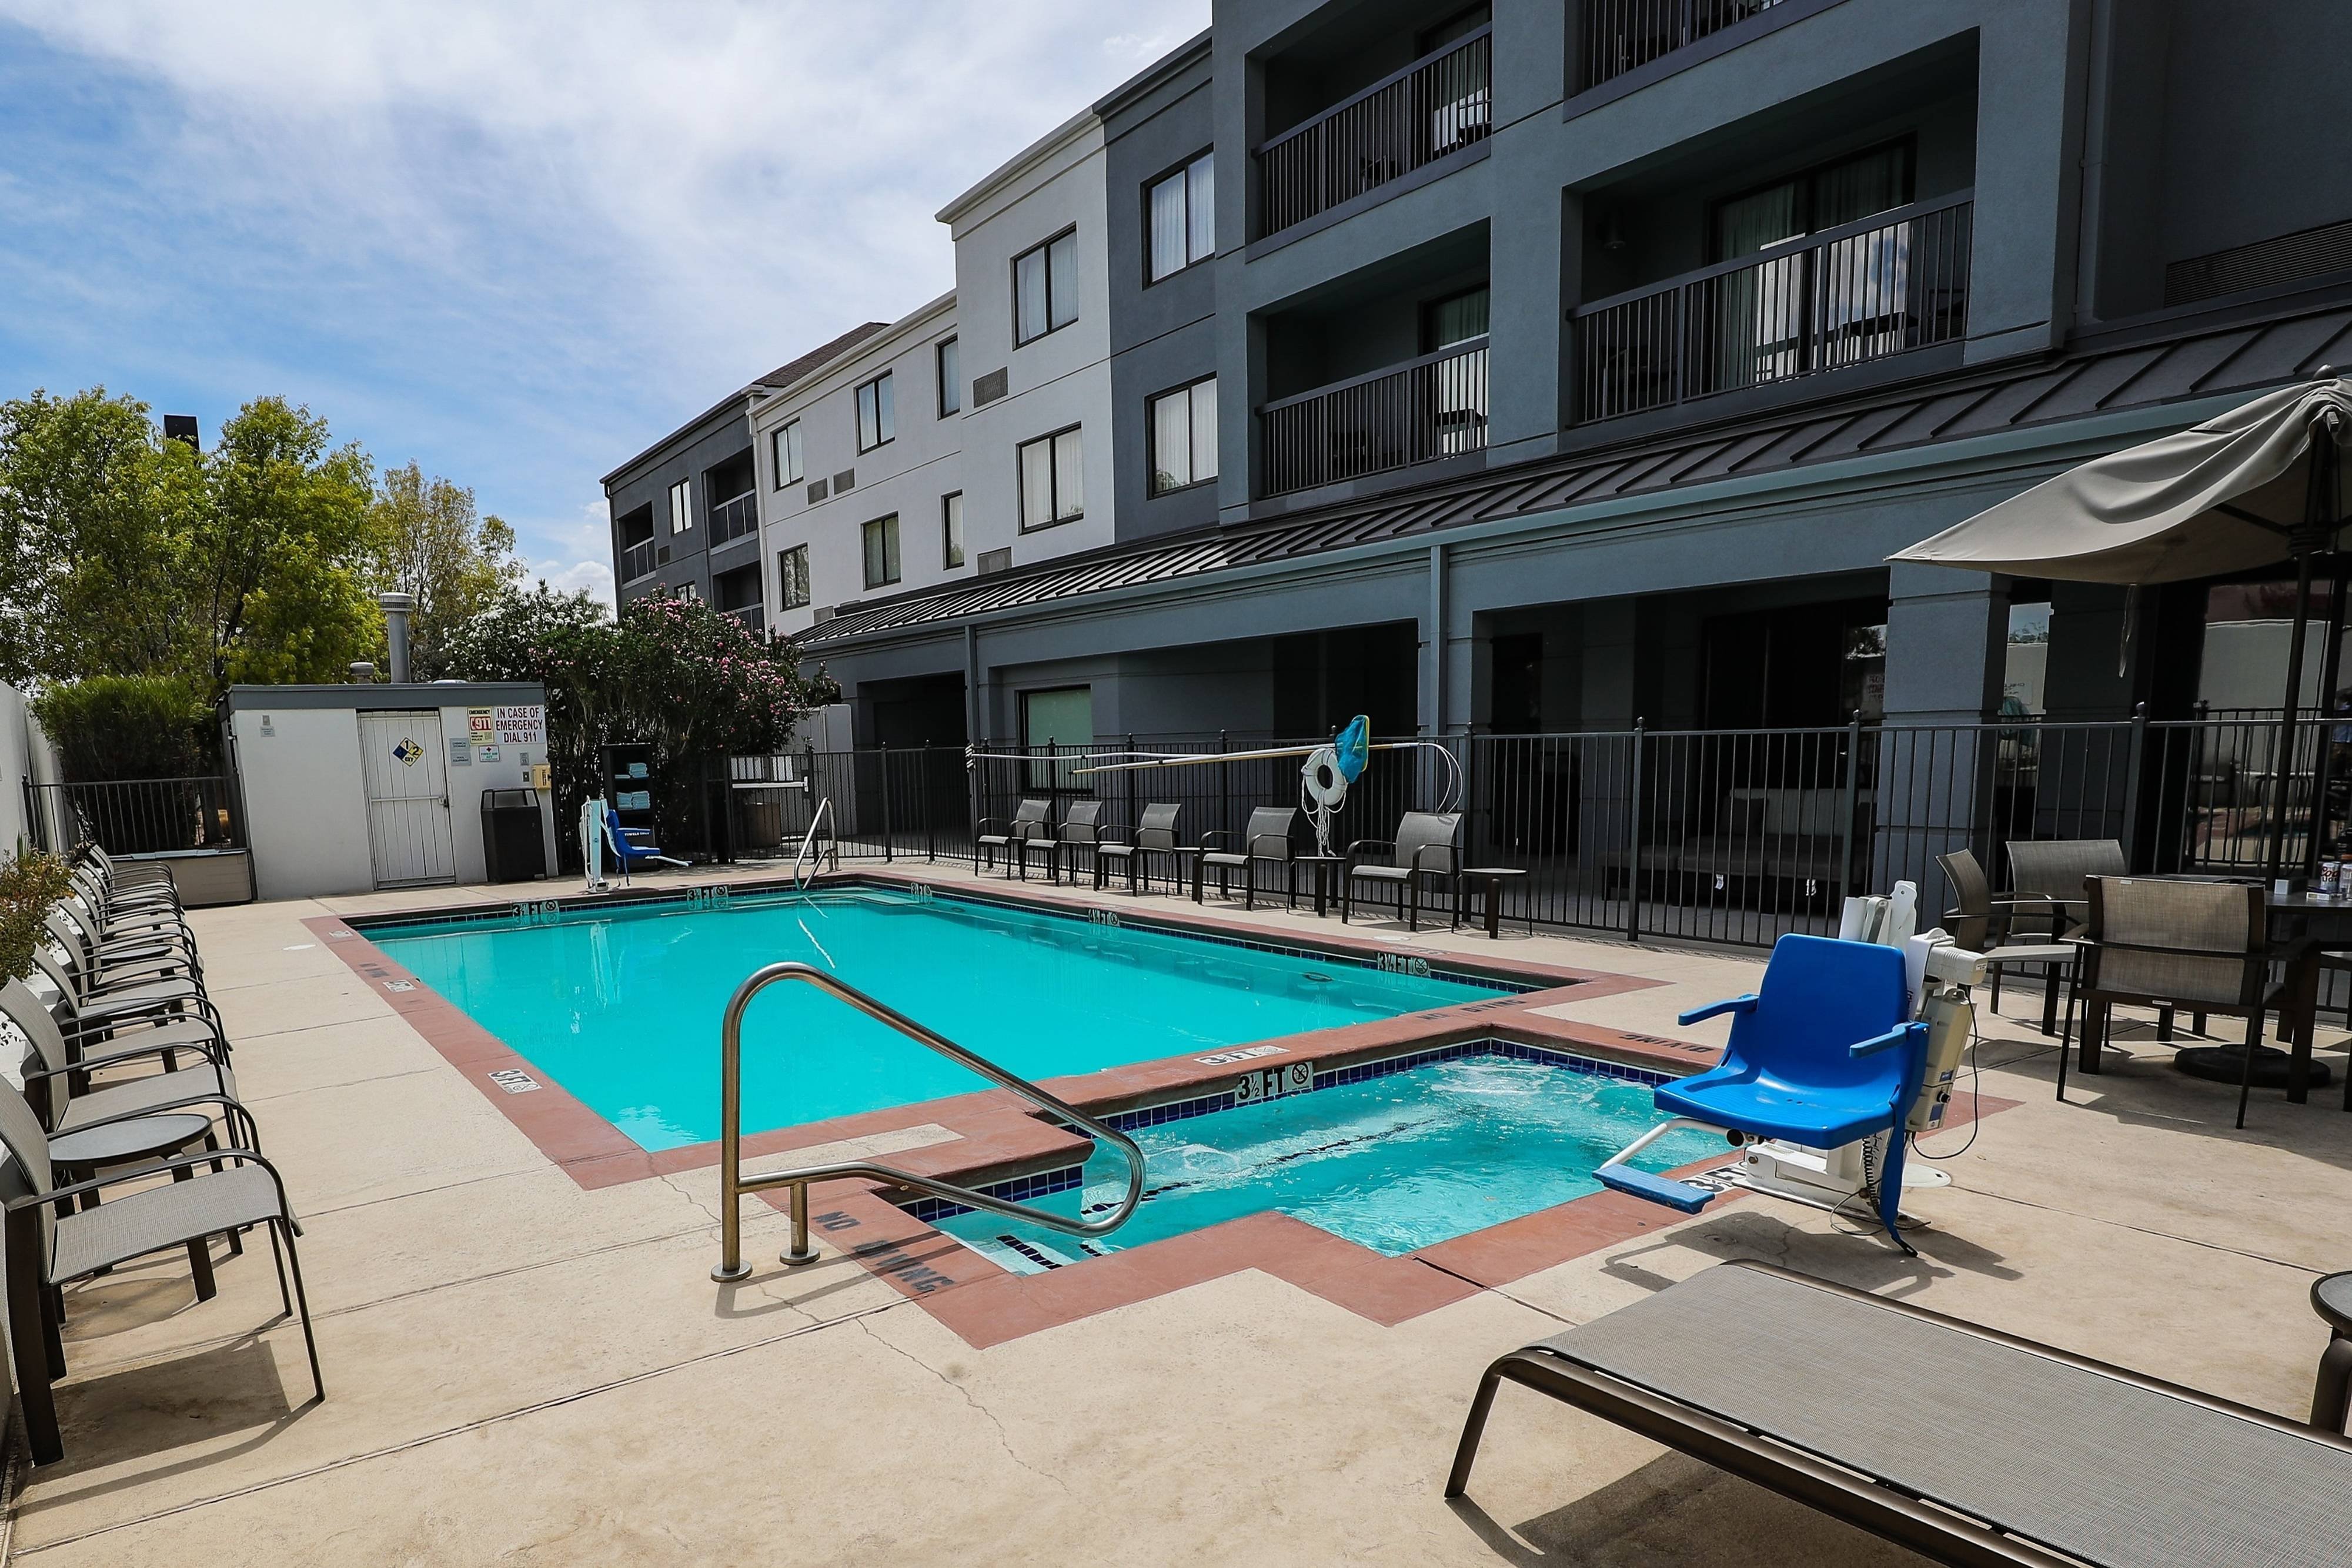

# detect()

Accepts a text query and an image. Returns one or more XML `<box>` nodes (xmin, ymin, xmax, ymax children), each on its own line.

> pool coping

<box><xmin>311</xmin><ymin>868</ymin><xmax>2006</xmax><ymax>1346</ymax></box>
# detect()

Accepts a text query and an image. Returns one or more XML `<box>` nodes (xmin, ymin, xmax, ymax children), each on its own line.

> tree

<box><xmin>0</xmin><ymin>389</ymin><xmax>383</xmax><ymax>698</ymax></box>
<box><xmin>370</xmin><ymin>461</ymin><xmax>523</xmax><ymax>678</ymax></box>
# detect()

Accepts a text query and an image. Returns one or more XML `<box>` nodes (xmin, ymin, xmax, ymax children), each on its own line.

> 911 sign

<box><xmin>1232</xmin><ymin>1061</ymin><xmax>1314</xmax><ymax>1106</ymax></box>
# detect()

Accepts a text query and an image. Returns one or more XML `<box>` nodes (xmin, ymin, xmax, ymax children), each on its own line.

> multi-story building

<box><xmin>602</xmin><ymin>323</ymin><xmax>887</xmax><ymax>620</ymax></box>
<box><xmin>624</xmin><ymin>1</ymin><xmax>2352</xmax><ymax>768</ymax></box>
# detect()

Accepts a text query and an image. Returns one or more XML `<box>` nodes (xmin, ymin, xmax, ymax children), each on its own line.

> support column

<box><xmin>1872</xmin><ymin>566</ymin><xmax>2009</xmax><ymax>895</ymax></box>
<box><xmin>1422</xmin><ymin>543</ymin><xmax>1448</xmax><ymax>736</ymax></box>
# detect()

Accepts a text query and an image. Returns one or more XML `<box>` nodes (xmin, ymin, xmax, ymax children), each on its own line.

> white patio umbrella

<box><xmin>1891</xmin><ymin>370</ymin><xmax>2352</xmax><ymax>882</ymax></box>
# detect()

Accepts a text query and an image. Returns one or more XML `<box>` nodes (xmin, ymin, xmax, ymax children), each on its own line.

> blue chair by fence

<box><xmin>1598</xmin><ymin>934</ymin><xmax>1927</xmax><ymax>1252</ymax></box>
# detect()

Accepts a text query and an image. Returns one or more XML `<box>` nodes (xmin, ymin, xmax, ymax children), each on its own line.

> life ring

<box><xmin>1301</xmin><ymin>745</ymin><xmax>1350</xmax><ymax>808</ymax></box>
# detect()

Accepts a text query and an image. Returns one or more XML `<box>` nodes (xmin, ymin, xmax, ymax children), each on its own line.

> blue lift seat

<box><xmin>604</xmin><ymin>810</ymin><xmax>680</xmax><ymax>874</ymax></box>
<box><xmin>1603</xmin><ymin>934</ymin><xmax>1927</xmax><ymax>1251</ymax></box>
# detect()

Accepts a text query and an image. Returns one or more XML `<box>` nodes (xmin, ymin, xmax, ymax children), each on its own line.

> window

<box><xmin>1013</xmin><ymin>229</ymin><xmax>1079</xmax><ymax>345</ymax></box>
<box><xmin>1423</xmin><ymin>285</ymin><xmax>1490</xmax><ymax>350</ymax></box>
<box><xmin>856</xmin><ymin>372</ymin><xmax>895</xmax><ymax>452</ymax></box>
<box><xmin>861</xmin><ymin>514</ymin><xmax>901</xmax><ymax>589</ymax></box>
<box><xmin>1017</xmin><ymin>426</ymin><xmax>1084</xmax><ymax>530</ymax></box>
<box><xmin>941</xmin><ymin>491</ymin><xmax>965</xmax><ymax>569</ymax></box>
<box><xmin>1147</xmin><ymin>152</ymin><xmax>1215</xmax><ymax>282</ymax></box>
<box><xmin>777</xmin><ymin>545</ymin><xmax>810</xmax><ymax>610</ymax></box>
<box><xmin>1147</xmin><ymin>377</ymin><xmax>1218</xmax><ymax>494</ymax></box>
<box><xmin>936</xmin><ymin>337</ymin><xmax>960</xmax><ymax>417</ymax></box>
<box><xmin>772</xmin><ymin>421</ymin><xmax>803</xmax><ymax>488</ymax></box>
<box><xmin>667</xmin><ymin>477</ymin><xmax>691</xmax><ymax>534</ymax></box>
<box><xmin>1709</xmin><ymin>141</ymin><xmax>1913</xmax><ymax>262</ymax></box>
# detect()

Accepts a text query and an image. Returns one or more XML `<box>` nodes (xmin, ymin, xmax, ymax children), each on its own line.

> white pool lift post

<box><xmin>1595</xmin><ymin>880</ymin><xmax>1993</xmax><ymax>1244</ymax></box>
<box><xmin>581</xmin><ymin>797</ymin><xmax>610</xmax><ymax>893</ymax></box>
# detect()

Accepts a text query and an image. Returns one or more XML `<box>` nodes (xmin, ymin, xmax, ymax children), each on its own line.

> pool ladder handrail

<box><xmin>790</xmin><ymin>796</ymin><xmax>838</xmax><ymax>892</ymax></box>
<box><xmin>711</xmin><ymin>961</ymin><xmax>1147</xmax><ymax>1282</ymax></box>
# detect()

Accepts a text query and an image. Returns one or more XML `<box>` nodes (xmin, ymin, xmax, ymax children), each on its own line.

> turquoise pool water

<box><xmin>366</xmin><ymin>891</ymin><xmax>1504</xmax><ymax>1151</ymax></box>
<box><xmin>934</xmin><ymin>1054</ymin><xmax>1725</xmax><ymax>1263</ymax></box>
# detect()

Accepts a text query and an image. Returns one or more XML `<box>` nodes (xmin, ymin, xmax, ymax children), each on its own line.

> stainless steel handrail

<box><xmin>790</xmin><ymin>796</ymin><xmax>836</xmax><ymax>891</ymax></box>
<box><xmin>710</xmin><ymin>961</ymin><xmax>1148</xmax><ymax>1282</ymax></box>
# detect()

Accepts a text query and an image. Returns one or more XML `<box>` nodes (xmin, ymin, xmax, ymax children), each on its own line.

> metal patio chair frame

<box><xmin>1194</xmin><ymin>806</ymin><xmax>1301</xmax><ymax>908</ymax></box>
<box><xmin>1096</xmin><ymin>803</ymin><xmax>1185</xmax><ymax>894</ymax></box>
<box><xmin>1340</xmin><ymin>811</ymin><xmax>1462</xmax><ymax>931</ymax></box>
<box><xmin>975</xmin><ymin>798</ymin><xmax>1053</xmax><ymax>878</ymax></box>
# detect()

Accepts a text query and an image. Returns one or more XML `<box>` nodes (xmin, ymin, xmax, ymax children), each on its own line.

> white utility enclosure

<box><xmin>225</xmin><ymin>683</ymin><xmax>559</xmax><ymax>901</ymax></box>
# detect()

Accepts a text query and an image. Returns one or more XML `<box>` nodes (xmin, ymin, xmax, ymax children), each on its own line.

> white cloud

<box><xmin>0</xmin><ymin>0</ymin><xmax>1209</xmax><ymax>589</ymax></box>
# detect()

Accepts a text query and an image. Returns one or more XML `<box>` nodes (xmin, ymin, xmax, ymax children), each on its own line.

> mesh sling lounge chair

<box><xmin>1448</xmin><ymin>1260</ymin><xmax>2352</xmax><ymax>1568</ymax></box>
<box><xmin>1049</xmin><ymin>800</ymin><xmax>1106</xmax><ymax>885</ymax></box>
<box><xmin>1194</xmin><ymin>807</ymin><xmax>1301</xmax><ymax>908</ymax></box>
<box><xmin>2</xmin><ymin>979</ymin><xmax>259</xmax><ymax>1156</ymax></box>
<box><xmin>1097</xmin><ymin>803</ymin><xmax>1185</xmax><ymax>894</ymax></box>
<box><xmin>0</xmin><ymin>1077</ymin><xmax>319</xmax><ymax>1467</ymax></box>
<box><xmin>2005</xmin><ymin>839</ymin><xmax>2126</xmax><ymax>1035</ymax></box>
<box><xmin>1341</xmin><ymin>811</ymin><xmax>1461</xmax><ymax>931</ymax></box>
<box><xmin>1937</xmin><ymin>850</ymin><xmax>2080</xmax><ymax>1041</ymax></box>
<box><xmin>976</xmin><ymin>798</ymin><xmax>1052</xmax><ymax>878</ymax></box>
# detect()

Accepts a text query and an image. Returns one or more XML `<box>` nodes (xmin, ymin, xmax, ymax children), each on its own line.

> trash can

<box><xmin>480</xmin><ymin>789</ymin><xmax>546</xmax><ymax>883</ymax></box>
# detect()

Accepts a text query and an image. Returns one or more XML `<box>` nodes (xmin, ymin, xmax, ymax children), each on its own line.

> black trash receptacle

<box><xmin>480</xmin><ymin>790</ymin><xmax>547</xmax><ymax>883</ymax></box>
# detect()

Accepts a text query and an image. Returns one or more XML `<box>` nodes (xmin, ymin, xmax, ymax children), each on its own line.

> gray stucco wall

<box><xmin>605</xmin><ymin>397</ymin><xmax>756</xmax><ymax>606</ymax></box>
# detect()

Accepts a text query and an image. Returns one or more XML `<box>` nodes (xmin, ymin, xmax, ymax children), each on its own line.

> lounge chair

<box><xmin>1048</xmin><ymin>800</ymin><xmax>1106</xmax><ymax>885</ymax></box>
<box><xmin>2005</xmin><ymin>838</ymin><xmax>2126</xmax><ymax>1035</ymax></box>
<box><xmin>1194</xmin><ymin>807</ymin><xmax>1300</xmax><ymax>908</ymax></box>
<box><xmin>976</xmin><ymin>798</ymin><xmax>1051</xmax><ymax>878</ymax></box>
<box><xmin>1448</xmin><ymin>1260</ymin><xmax>2352</xmax><ymax>1567</ymax></box>
<box><xmin>1340</xmin><ymin>811</ymin><xmax>1461</xmax><ymax>931</ymax></box>
<box><xmin>0</xmin><ymin>1076</ymin><xmax>319</xmax><ymax>1466</ymax></box>
<box><xmin>603</xmin><ymin>810</ymin><xmax>687</xmax><ymax>882</ymax></box>
<box><xmin>2</xmin><ymin>979</ymin><xmax>257</xmax><ymax>1154</ymax></box>
<box><xmin>1096</xmin><ymin>803</ymin><xmax>1184</xmax><ymax>894</ymax></box>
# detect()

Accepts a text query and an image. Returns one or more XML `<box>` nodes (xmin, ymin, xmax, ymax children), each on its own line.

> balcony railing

<box><xmin>710</xmin><ymin>490</ymin><xmax>759</xmax><ymax>547</ymax></box>
<box><xmin>620</xmin><ymin>535</ymin><xmax>659</xmax><ymax>582</ymax></box>
<box><xmin>1573</xmin><ymin>195</ymin><xmax>1972</xmax><ymax>424</ymax></box>
<box><xmin>1257</xmin><ymin>27</ymin><xmax>1491</xmax><ymax>239</ymax></box>
<box><xmin>1260</xmin><ymin>337</ymin><xmax>1488</xmax><ymax>498</ymax></box>
<box><xmin>723</xmin><ymin>604</ymin><xmax>766</xmax><ymax>635</ymax></box>
<box><xmin>1578</xmin><ymin>0</ymin><xmax>1790</xmax><ymax>92</ymax></box>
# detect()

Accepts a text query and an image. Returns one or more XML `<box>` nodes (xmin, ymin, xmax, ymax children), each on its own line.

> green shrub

<box><xmin>31</xmin><ymin>676</ymin><xmax>214</xmax><ymax>781</ymax></box>
<box><xmin>0</xmin><ymin>847</ymin><xmax>72</xmax><ymax>985</ymax></box>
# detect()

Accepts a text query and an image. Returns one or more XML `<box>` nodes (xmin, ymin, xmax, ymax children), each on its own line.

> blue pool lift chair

<box><xmin>1596</xmin><ymin>934</ymin><xmax>1929</xmax><ymax>1253</ymax></box>
<box><xmin>604</xmin><ymin>810</ymin><xmax>687</xmax><ymax>884</ymax></box>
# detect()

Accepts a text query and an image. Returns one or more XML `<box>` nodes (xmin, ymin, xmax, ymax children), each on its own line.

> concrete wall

<box><xmin>0</xmin><ymin>684</ymin><xmax>30</xmax><ymax>851</ymax></box>
<box><xmin>754</xmin><ymin>295</ymin><xmax>963</xmax><ymax>637</ymax></box>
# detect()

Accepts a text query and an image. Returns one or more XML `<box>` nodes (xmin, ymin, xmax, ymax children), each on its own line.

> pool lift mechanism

<box><xmin>1593</xmin><ymin>883</ymin><xmax>1993</xmax><ymax>1253</ymax></box>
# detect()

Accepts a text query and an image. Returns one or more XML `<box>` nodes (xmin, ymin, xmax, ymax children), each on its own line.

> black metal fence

<box><xmin>708</xmin><ymin>711</ymin><xmax>2346</xmax><ymax>951</ymax></box>
<box><xmin>1258</xmin><ymin>26</ymin><xmax>1491</xmax><ymax>238</ymax></box>
<box><xmin>1261</xmin><ymin>340</ymin><xmax>1489</xmax><ymax>497</ymax></box>
<box><xmin>1576</xmin><ymin>0</ymin><xmax>1792</xmax><ymax>92</ymax></box>
<box><xmin>24</xmin><ymin>776</ymin><xmax>239</xmax><ymax>857</ymax></box>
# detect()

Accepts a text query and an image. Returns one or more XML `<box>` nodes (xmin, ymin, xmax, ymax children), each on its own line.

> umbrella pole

<box><xmin>2268</xmin><ymin>546</ymin><xmax>2316</xmax><ymax>888</ymax></box>
<box><xmin>2302</xmin><ymin>553</ymin><xmax>2350</xmax><ymax>882</ymax></box>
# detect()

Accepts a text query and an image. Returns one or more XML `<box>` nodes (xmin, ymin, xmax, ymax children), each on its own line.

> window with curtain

<box><xmin>1710</xmin><ymin>141</ymin><xmax>1913</xmax><ymax>262</ymax></box>
<box><xmin>1148</xmin><ymin>378</ymin><xmax>1218</xmax><ymax>494</ymax></box>
<box><xmin>941</xmin><ymin>492</ymin><xmax>964</xmax><ymax>568</ymax></box>
<box><xmin>861</xmin><ymin>515</ymin><xmax>900</xmax><ymax>588</ymax></box>
<box><xmin>856</xmin><ymin>372</ymin><xmax>894</xmax><ymax>452</ymax></box>
<box><xmin>1018</xmin><ymin>426</ymin><xmax>1083</xmax><ymax>529</ymax></box>
<box><xmin>1147</xmin><ymin>152</ymin><xmax>1215</xmax><ymax>282</ymax></box>
<box><xmin>936</xmin><ymin>337</ymin><xmax>960</xmax><ymax>417</ymax></box>
<box><xmin>1423</xmin><ymin>285</ymin><xmax>1490</xmax><ymax>351</ymax></box>
<box><xmin>776</xmin><ymin>544</ymin><xmax>810</xmax><ymax>609</ymax></box>
<box><xmin>1014</xmin><ymin>230</ymin><xmax>1079</xmax><ymax>344</ymax></box>
<box><xmin>667</xmin><ymin>477</ymin><xmax>691</xmax><ymax>534</ymax></box>
<box><xmin>771</xmin><ymin>421</ymin><xmax>803</xmax><ymax>488</ymax></box>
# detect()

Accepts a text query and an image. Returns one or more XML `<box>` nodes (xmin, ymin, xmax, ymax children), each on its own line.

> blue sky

<box><xmin>0</xmin><ymin>1</ymin><xmax>1208</xmax><ymax>603</ymax></box>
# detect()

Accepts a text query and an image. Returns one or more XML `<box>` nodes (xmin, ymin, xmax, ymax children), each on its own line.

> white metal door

<box><xmin>358</xmin><ymin>711</ymin><xmax>456</xmax><ymax>887</ymax></box>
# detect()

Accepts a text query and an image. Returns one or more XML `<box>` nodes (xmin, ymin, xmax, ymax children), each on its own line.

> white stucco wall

<box><xmin>0</xmin><ymin>684</ymin><xmax>29</xmax><ymax>851</ymax></box>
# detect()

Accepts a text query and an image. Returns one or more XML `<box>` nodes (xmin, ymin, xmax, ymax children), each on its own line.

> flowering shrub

<box><xmin>0</xmin><ymin>847</ymin><xmax>74</xmax><ymax>985</ymax></box>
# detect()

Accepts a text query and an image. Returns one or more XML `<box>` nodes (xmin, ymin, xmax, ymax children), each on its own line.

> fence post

<box><xmin>880</xmin><ymin>744</ymin><xmax>894</xmax><ymax>863</ymax></box>
<box><xmin>1625</xmin><ymin>717</ymin><xmax>1645</xmax><ymax>944</ymax></box>
<box><xmin>1125</xmin><ymin>733</ymin><xmax>1138</xmax><ymax>831</ymax></box>
<box><xmin>1837</xmin><ymin>712</ymin><xmax>1862</xmax><ymax>903</ymax></box>
<box><xmin>1218</xmin><ymin>730</ymin><xmax>1231</xmax><ymax>840</ymax></box>
<box><xmin>2121</xmin><ymin>701</ymin><xmax>2148</xmax><ymax>870</ymax></box>
<box><xmin>926</xmin><ymin>744</ymin><xmax>939</xmax><ymax>863</ymax></box>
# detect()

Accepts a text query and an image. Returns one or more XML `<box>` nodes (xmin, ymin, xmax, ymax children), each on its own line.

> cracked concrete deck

<box><xmin>11</xmin><ymin>861</ymin><xmax>2351</xmax><ymax>1565</ymax></box>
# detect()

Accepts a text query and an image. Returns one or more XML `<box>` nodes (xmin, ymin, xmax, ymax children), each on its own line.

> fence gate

<box><xmin>357</xmin><ymin>710</ymin><xmax>455</xmax><ymax>887</ymax></box>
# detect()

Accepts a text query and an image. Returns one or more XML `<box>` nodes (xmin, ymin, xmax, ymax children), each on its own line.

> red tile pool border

<box><xmin>312</xmin><ymin>869</ymin><xmax>2011</xmax><ymax>1346</ymax></box>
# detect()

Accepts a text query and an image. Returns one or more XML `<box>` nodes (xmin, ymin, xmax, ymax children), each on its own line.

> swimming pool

<box><xmin>928</xmin><ymin>1050</ymin><xmax>1726</xmax><ymax>1265</ymax></box>
<box><xmin>365</xmin><ymin>889</ymin><xmax>1512</xmax><ymax>1151</ymax></box>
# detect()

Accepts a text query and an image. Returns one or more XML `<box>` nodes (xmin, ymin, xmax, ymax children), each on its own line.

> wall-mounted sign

<box><xmin>449</xmin><ymin>738</ymin><xmax>472</xmax><ymax>767</ymax></box>
<box><xmin>467</xmin><ymin>707</ymin><xmax>494</xmax><ymax>744</ymax></box>
<box><xmin>479</xmin><ymin>744</ymin><xmax>502</xmax><ymax>763</ymax></box>
<box><xmin>493</xmin><ymin>705</ymin><xmax>546</xmax><ymax>747</ymax></box>
<box><xmin>392</xmin><ymin>737</ymin><xmax>423</xmax><ymax>767</ymax></box>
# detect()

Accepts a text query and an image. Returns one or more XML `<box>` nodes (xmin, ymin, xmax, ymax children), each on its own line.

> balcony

<box><xmin>620</xmin><ymin>534</ymin><xmax>659</xmax><ymax>583</ymax></box>
<box><xmin>709</xmin><ymin>490</ymin><xmax>758</xmax><ymax>547</ymax></box>
<box><xmin>1260</xmin><ymin>337</ymin><xmax>1488</xmax><ymax>498</ymax></box>
<box><xmin>1573</xmin><ymin>195</ymin><xmax>1972</xmax><ymax>424</ymax></box>
<box><xmin>1257</xmin><ymin>27</ymin><xmax>1491</xmax><ymax>241</ymax></box>
<box><xmin>1577</xmin><ymin>0</ymin><xmax>1792</xmax><ymax>92</ymax></box>
<box><xmin>723</xmin><ymin>604</ymin><xmax>766</xmax><ymax>636</ymax></box>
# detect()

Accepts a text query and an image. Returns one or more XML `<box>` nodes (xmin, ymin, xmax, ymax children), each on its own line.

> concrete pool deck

<box><xmin>11</xmin><ymin>860</ymin><xmax>2352</xmax><ymax>1564</ymax></box>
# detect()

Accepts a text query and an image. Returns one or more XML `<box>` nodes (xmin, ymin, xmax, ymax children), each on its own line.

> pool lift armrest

<box><xmin>1676</xmin><ymin>994</ymin><xmax>1758</xmax><ymax>1028</ymax></box>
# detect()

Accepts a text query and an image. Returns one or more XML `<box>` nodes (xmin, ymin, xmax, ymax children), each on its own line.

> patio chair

<box><xmin>32</xmin><ymin>940</ymin><xmax>223</xmax><ymax>1047</ymax></box>
<box><xmin>2006</xmin><ymin>838</ymin><xmax>2126</xmax><ymax>1035</ymax></box>
<box><xmin>44</xmin><ymin>909</ymin><xmax>195</xmax><ymax>992</ymax></box>
<box><xmin>2067</xmin><ymin>876</ymin><xmax>2277</xmax><ymax>1126</ymax></box>
<box><xmin>56</xmin><ymin>891</ymin><xmax>199</xmax><ymax>972</ymax></box>
<box><xmin>1048</xmin><ymin>800</ymin><xmax>1106</xmax><ymax>885</ymax></box>
<box><xmin>975</xmin><ymin>798</ymin><xmax>1051</xmax><ymax>878</ymax></box>
<box><xmin>1937</xmin><ymin>849</ymin><xmax>2082</xmax><ymax>1043</ymax></box>
<box><xmin>1097</xmin><ymin>804</ymin><xmax>1185</xmax><ymax>894</ymax></box>
<box><xmin>1341</xmin><ymin>811</ymin><xmax>1462</xmax><ymax>931</ymax></box>
<box><xmin>2</xmin><ymin>980</ymin><xmax>259</xmax><ymax>1154</ymax></box>
<box><xmin>603</xmin><ymin>810</ymin><xmax>687</xmax><ymax>882</ymax></box>
<box><xmin>1448</xmin><ymin>1260</ymin><xmax>2352</xmax><ymax>1567</ymax></box>
<box><xmin>0</xmin><ymin>1076</ymin><xmax>320</xmax><ymax>1466</ymax></box>
<box><xmin>26</xmin><ymin>948</ymin><xmax>231</xmax><ymax>1072</ymax></box>
<box><xmin>1194</xmin><ymin>807</ymin><xmax>1301</xmax><ymax>909</ymax></box>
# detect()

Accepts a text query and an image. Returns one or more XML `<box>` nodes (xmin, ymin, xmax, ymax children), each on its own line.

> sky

<box><xmin>0</xmin><ymin>1</ymin><xmax>1209</xmax><ymax>605</ymax></box>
